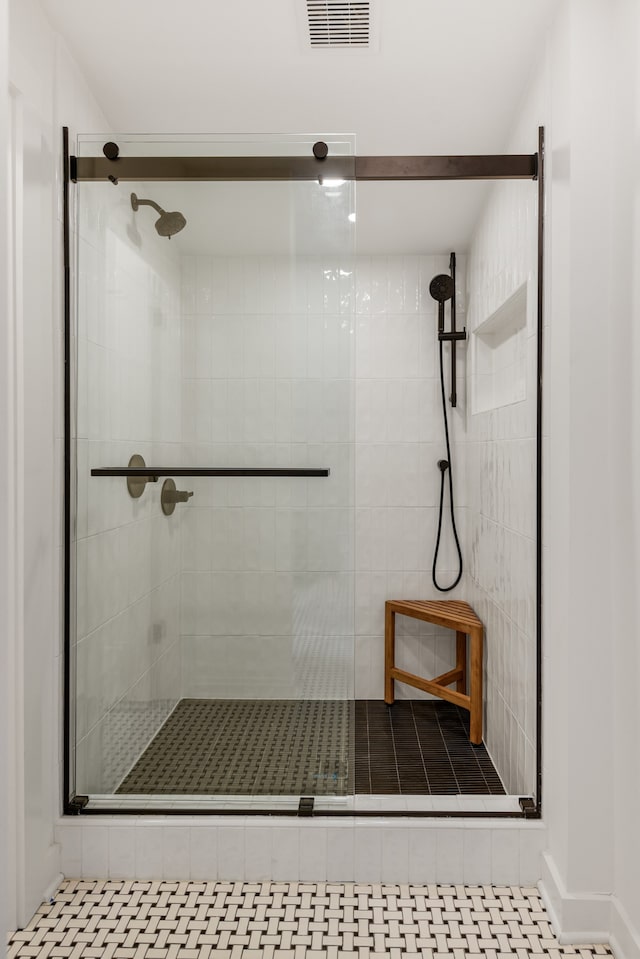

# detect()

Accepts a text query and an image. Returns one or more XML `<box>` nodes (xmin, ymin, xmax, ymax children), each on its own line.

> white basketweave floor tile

<box><xmin>8</xmin><ymin>879</ymin><xmax>613</xmax><ymax>958</ymax></box>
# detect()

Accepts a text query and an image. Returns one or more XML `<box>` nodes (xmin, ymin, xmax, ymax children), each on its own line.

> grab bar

<box><xmin>91</xmin><ymin>467</ymin><xmax>330</xmax><ymax>478</ymax></box>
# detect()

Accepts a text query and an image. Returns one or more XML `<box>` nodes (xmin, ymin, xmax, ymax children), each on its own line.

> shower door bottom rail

<box><xmin>90</xmin><ymin>467</ymin><xmax>330</xmax><ymax>478</ymax></box>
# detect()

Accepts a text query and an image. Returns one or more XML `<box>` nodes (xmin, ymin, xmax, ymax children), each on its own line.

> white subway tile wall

<box><xmin>76</xmin><ymin>235</ymin><xmax>536</xmax><ymax>797</ymax></box>
<box><xmin>179</xmin><ymin>255</ymin><xmax>356</xmax><ymax>701</ymax></box>
<box><xmin>75</xmin><ymin>185</ymin><xmax>184</xmax><ymax>794</ymax></box>
<box><xmin>353</xmin><ymin>254</ymin><xmax>468</xmax><ymax>697</ymax></box>
<box><xmin>466</xmin><ymin>180</ymin><xmax>538</xmax><ymax>796</ymax></box>
<box><xmin>178</xmin><ymin>254</ymin><xmax>468</xmax><ymax>706</ymax></box>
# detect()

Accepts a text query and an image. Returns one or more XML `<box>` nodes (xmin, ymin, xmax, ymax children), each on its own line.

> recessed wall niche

<box><xmin>471</xmin><ymin>282</ymin><xmax>528</xmax><ymax>413</ymax></box>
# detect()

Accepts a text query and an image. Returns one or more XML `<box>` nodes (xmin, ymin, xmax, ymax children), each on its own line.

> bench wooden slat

<box><xmin>390</xmin><ymin>667</ymin><xmax>471</xmax><ymax>710</ymax></box>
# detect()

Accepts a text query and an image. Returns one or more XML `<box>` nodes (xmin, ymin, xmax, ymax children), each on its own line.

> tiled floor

<box><xmin>117</xmin><ymin>700</ymin><xmax>352</xmax><ymax>796</ymax></box>
<box><xmin>116</xmin><ymin>699</ymin><xmax>504</xmax><ymax>797</ymax></box>
<box><xmin>8</xmin><ymin>880</ymin><xmax>613</xmax><ymax>959</ymax></box>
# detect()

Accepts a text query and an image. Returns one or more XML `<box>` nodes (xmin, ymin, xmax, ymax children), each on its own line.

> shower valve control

<box><xmin>161</xmin><ymin>478</ymin><xmax>193</xmax><ymax>515</ymax></box>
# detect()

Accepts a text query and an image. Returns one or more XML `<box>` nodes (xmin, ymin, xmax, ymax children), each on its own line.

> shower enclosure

<box><xmin>65</xmin><ymin>131</ymin><xmax>543</xmax><ymax>815</ymax></box>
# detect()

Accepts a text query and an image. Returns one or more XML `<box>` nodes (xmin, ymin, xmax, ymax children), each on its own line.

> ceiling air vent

<box><xmin>306</xmin><ymin>0</ymin><xmax>371</xmax><ymax>48</ymax></box>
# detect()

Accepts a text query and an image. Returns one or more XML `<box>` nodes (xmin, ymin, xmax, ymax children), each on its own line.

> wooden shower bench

<box><xmin>384</xmin><ymin>599</ymin><xmax>484</xmax><ymax>744</ymax></box>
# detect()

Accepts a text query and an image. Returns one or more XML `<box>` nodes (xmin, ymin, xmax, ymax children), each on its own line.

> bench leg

<box><xmin>469</xmin><ymin>627</ymin><xmax>483</xmax><ymax>744</ymax></box>
<box><xmin>456</xmin><ymin>630</ymin><xmax>467</xmax><ymax>693</ymax></box>
<box><xmin>384</xmin><ymin>605</ymin><xmax>395</xmax><ymax>704</ymax></box>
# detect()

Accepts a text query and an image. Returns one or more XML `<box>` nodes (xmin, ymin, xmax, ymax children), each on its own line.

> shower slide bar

<box><xmin>91</xmin><ymin>467</ymin><xmax>330</xmax><ymax>477</ymax></box>
<box><xmin>71</xmin><ymin>152</ymin><xmax>538</xmax><ymax>183</ymax></box>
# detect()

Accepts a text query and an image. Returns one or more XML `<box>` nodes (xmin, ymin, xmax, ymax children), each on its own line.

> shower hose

<box><xmin>432</xmin><ymin>337</ymin><xmax>463</xmax><ymax>591</ymax></box>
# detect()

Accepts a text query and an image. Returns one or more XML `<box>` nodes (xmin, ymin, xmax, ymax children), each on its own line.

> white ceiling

<box><xmin>41</xmin><ymin>0</ymin><xmax>560</xmax><ymax>253</ymax></box>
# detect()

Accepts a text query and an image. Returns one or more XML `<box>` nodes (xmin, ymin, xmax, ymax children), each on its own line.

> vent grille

<box><xmin>306</xmin><ymin>0</ymin><xmax>370</xmax><ymax>48</ymax></box>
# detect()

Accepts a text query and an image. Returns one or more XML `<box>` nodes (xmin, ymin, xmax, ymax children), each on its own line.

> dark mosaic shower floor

<box><xmin>116</xmin><ymin>699</ymin><xmax>504</xmax><ymax>796</ymax></box>
<box><xmin>354</xmin><ymin>700</ymin><xmax>504</xmax><ymax>795</ymax></box>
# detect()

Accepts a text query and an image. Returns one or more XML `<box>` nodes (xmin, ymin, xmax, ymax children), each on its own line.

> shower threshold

<box><xmin>84</xmin><ymin>793</ymin><xmax>522</xmax><ymax>815</ymax></box>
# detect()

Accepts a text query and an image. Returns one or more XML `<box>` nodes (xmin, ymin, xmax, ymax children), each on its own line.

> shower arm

<box><xmin>133</xmin><ymin>197</ymin><xmax>165</xmax><ymax>215</ymax></box>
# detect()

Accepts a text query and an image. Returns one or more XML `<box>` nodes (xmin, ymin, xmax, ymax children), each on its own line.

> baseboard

<box><xmin>19</xmin><ymin>844</ymin><xmax>62</xmax><ymax>928</ymax></box>
<box><xmin>611</xmin><ymin>896</ymin><xmax>640</xmax><ymax>959</ymax></box>
<box><xmin>43</xmin><ymin>872</ymin><xmax>64</xmax><ymax>903</ymax></box>
<box><xmin>539</xmin><ymin>851</ymin><xmax>612</xmax><ymax>947</ymax></box>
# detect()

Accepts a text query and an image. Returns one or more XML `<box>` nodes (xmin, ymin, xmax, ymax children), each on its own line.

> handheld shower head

<box><xmin>131</xmin><ymin>193</ymin><xmax>187</xmax><ymax>239</ymax></box>
<box><xmin>429</xmin><ymin>273</ymin><xmax>454</xmax><ymax>333</ymax></box>
<box><xmin>429</xmin><ymin>274</ymin><xmax>454</xmax><ymax>303</ymax></box>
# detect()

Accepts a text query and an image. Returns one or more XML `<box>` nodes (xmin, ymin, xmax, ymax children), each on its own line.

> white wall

<box><xmin>7</xmin><ymin>0</ymin><xmax>112</xmax><ymax>928</ymax></box>
<box><xmin>611</xmin><ymin>1</ymin><xmax>640</xmax><ymax>950</ymax></box>
<box><xmin>354</xmin><ymin>254</ymin><xmax>468</xmax><ymax>698</ymax></box>
<box><xmin>74</xmin><ymin>182</ymin><xmax>183</xmax><ymax>794</ymax></box>
<box><xmin>536</xmin><ymin>0</ymin><xmax>640</xmax><ymax>952</ymax></box>
<box><xmin>177</xmin><ymin>253</ymin><xmax>470</xmax><ymax>707</ymax></box>
<box><xmin>465</xmin><ymin>175</ymin><xmax>539</xmax><ymax>797</ymax></box>
<box><xmin>0</xmin><ymin>0</ymin><xmax>16</xmax><ymax>942</ymax></box>
<box><xmin>542</xmin><ymin>0</ymin><xmax>616</xmax><ymax>900</ymax></box>
<box><xmin>179</xmin><ymin>254</ymin><xmax>356</xmax><ymax>700</ymax></box>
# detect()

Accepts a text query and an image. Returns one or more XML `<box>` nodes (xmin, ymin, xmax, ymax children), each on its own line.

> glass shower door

<box><xmin>72</xmin><ymin>135</ymin><xmax>356</xmax><ymax>809</ymax></box>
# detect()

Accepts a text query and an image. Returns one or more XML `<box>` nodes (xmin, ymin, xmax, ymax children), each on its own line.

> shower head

<box><xmin>130</xmin><ymin>193</ymin><xmax>186</xmax><ymax>238</ymax></box>
<box><xmin>429</xmin><ymin>274</ymin><xmax>454</xmax><ymax>303</ymax></box>
<box><xmin>154</xmin><ymin>209</ymin><xmax>187</xmax><ymax>238</ymax></box>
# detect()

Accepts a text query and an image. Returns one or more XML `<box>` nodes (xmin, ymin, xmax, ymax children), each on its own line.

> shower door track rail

<box><xmin>91</xmin><ymin>467</ymin><xmax>330</xmax><ymax>478</ymax></box>
<box><xmin>70</xmin><ymin>153</ymin><xmax>538</xmax><ymax>182</ymax></box>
